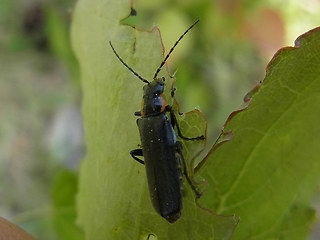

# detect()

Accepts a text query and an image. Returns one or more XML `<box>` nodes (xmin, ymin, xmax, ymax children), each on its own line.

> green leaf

<box><xmin>197</xmin><ymin>27</ymin><xmax>320</xmax><ymax>239</ymax></box>
<box><xmin>45</xmin><ymin>7</ymin><xmax>79</xmax><ymax>82</ymax></box>
<box><xmin>52</xmin><ymin>170</ymin><xmax>84</xmax><ymax>240</ymax></box>
<box><xmin>71</xmin><ymin>0</ymin><xmax>238</xmax><ymax>239</ymax></box>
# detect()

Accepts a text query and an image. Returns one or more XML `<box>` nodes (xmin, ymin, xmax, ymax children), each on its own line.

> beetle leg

<box><xmin>167</xmin><ymin>106</ymin><xmax>205</xmax><ymax>141</ymax></box>
<box><xmin>176</xmin><ymin>142</ymin><xmax>202</xmax><ymax>198</ymax></box>
<box><xmin>147</xmin><ymin>234</ymin><xmax>156</xmax><ymax>240</ymax></box>
<box><xmin>130</xmin><ymin>149</ymin><xmax>145</xmax><ymax>165</ymax></box>
<box><xmin>134</xmin><ymin>111</ymin><xmax>142</xmax><ymax>116</ymax></box>
<box><xmin>171</xmin><ymin>87</ymin><xmax>176</xmax><ymax>97</ymax></box>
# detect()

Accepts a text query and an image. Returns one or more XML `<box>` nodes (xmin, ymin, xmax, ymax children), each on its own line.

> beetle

<box><xmin>109</xmin><ymin>20</ymin><xmax>204</xmax><ymax>223</ymax></box>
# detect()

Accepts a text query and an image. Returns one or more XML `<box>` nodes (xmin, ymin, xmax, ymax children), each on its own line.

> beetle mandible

<box><xmin>109</xmin><ymin>20</ymin><xmax>204</xmax><ymax>223</ymax></box>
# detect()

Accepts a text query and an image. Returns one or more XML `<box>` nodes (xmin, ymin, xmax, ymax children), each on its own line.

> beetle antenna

<box><xmin>109</xmin><ymin>41</ymin><xmax>150</xmax><ymax>84</ymax></box>
<box><xmin>153</xmin><ymin>19</ymin><xmax>199</xmax><ymax>79</ymax></box>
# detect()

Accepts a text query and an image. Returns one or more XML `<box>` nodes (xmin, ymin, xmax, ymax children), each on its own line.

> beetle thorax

<box><xmin>141</xmin><ymin>79</ymin><xmax>166</xmax><ymax>117</ymax></box>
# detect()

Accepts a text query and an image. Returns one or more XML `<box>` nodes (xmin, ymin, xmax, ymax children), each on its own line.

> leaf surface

<box><xmin>52</xmin><ymin>170</ymin><xmax>84</xmax><ymax>240</ymax></box>
<box><xmin>197</xmin><ymin>27</ymin><xmax>320</xmax><ymax>240</ymax></box>
<box><xmin>71</xmin><ymin>0</ymin><xmax>238</xmax><ymax>239</ymax></box>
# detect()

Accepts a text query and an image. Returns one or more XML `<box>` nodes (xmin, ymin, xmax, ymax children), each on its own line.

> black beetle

<box><xmin>109</xmin><ymin>20</ymin><xmax>204</xmax><ymax>223</ymax></box>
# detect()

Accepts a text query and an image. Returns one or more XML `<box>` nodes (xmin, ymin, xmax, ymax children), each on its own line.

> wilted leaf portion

<box><xmin>0</xmin><ymin>217</ymin><xmax>36</xmax><ymax>240</ymax></box>
<box><xmin>197</xmin><ymin>27</ymin><xmax>320</xmax><ymax>240</ymax></box>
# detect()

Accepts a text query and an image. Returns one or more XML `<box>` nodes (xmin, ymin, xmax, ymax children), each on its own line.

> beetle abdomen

<box><xmin>137</xmin><ymin>114</ymin><xmax>183</xmax><ymax>222</ymax></box>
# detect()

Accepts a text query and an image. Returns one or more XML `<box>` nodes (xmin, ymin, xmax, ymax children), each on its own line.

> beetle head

<box><xmin>141</xmin><ymin>77</ymin><xmax>166</xmax><ymax>116</ymax></box>
<box><xmin>143</xmin><ymin>77</ymin><xmax>165</xmax><ymax>96</ymax></box>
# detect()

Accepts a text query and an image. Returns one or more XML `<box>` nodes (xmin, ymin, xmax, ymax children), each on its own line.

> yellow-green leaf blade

<box><xmin>198</xmin><ymin>27</ymin><xmax>320</xmax><ymax>240</ymax></box>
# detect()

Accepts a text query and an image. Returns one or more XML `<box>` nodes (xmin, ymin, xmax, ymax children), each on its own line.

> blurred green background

<box><xmin>0</xmin><ymin>0</ymin><xmax>319</xmax><ymax>239</ymax></box>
